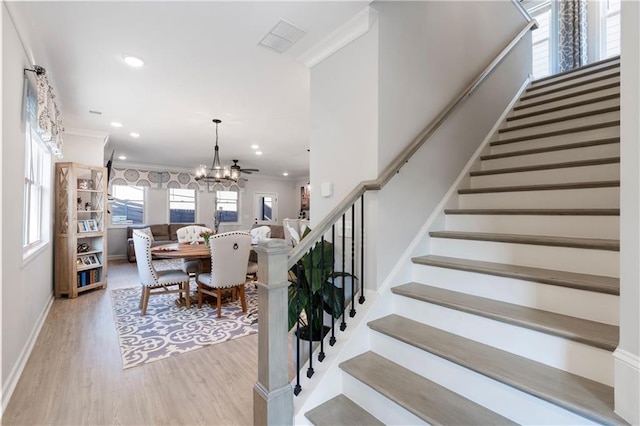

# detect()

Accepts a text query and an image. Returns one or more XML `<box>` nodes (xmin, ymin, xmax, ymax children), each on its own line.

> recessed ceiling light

<box><xmin>282</xmin><ymin>172</ymin><xmax>289</xmax><ymax>176</ymax></box>
<box><xmin>118</xmin><ymin>155</ymin><xmax>127</xmax><ymax>160</ymax></box>
<box><xmin>251</xmin><ymin>144</ymin><xmax>259</xmax><ymax>150</ymax></box>
<box><xmin>130</xmin><ymin>132</ymin><xmax>140</xmax><ymax>138</ymax></box>
<box><xmin>123</xmin><ymin>56</ymin><xmax>144</xmax><ymax>67</ymax></box>
<box><xmin>111</xmin><ymin>122</ymin><xmax>123</xmax><ymax>128</ymax></box>
<box><xmin>255</xmin><ymin>151</ymin><xmax>263</xmax><ymax>156</ymax></box>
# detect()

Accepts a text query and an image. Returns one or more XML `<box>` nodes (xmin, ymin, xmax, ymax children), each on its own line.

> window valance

<box><xmin>110</xmin><ymin>167</ymin><xmax>245</xmax><ymax>191</ymax></box>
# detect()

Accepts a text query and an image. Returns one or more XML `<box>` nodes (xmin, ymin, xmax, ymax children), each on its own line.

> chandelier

<box><xmin>195</xmin><ymin>119</ymin><xmax>241</xmax><ymax>183</ymax></box>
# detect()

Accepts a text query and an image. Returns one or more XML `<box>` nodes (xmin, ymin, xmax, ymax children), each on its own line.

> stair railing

<box><xmin>253</xmin><ymin>18</ymin><xmax>538</xmax><ymax>426</ymax></box>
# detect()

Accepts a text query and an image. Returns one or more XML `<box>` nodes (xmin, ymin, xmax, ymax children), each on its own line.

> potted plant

<box><xmin>288</xmin><ymin>228</ymin><xmax>354</xmax><ymax>341</ymax></box>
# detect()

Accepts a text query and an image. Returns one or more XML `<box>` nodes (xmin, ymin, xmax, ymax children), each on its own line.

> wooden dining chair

<box><xmin>196</xmin><ymin>231</ymin><xmax>251</xmax><ymax>318</ymax></box>
<box><xmin>132</xmin><ymin>230</ymin><xmax>191</xmax><ymax>315</ymax></box>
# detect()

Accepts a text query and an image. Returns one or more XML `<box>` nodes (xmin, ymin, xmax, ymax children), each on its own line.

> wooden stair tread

<box><xmin>412</xmin><ymin>254</ymin><xmax>619</xmax><ymax>295</ymax></box>
<box><xmin>513</xmin><ymin>81</ymin><xmax>620</xmax><ymax>111</ymax></box>
<box><xmin>458</xmin><ymin>180</ymin><xmax>619</xmax><ymax>194</ymax></box>
<box><xmin>444</xmin><ymin>208</ymin><xmax>620</xmax><ymax>216</ymax></box>
<box><xmin>499</xmin><ymin>106</ymin><xmax>620</xmax><ymax>133</ymax></box>
<box><xmin>470</xmin><ymin>157</ymin><xmax>619</xmax><ymax>176</ymax></box>
<box><xmin>481</xmin><ymin>137</ymin><xmax>619</xmax><ymax>160</ymax></box>
<box><xmin>507</xmin><ymin>93</ymin><xmax>620</xmax><ymax>122</ymax></box>
<box><xmin>531</xmin><ymin>56</ymin><xmax>619</xmax><ymax>85</ymax></box>
<box><xmin>392</xmin><ymin>283</ymin><xmax>618</xmax><ymax>350</ymax></box>
<box><xmin>429</xmin><ymin>230</ymin><xmax>619</xmax><ymax>251</ymax></box>
<box><xmin>305</xmin><ymin>395</ymin><xmax>384</xmax><ymax>426</ymax></box>
<box><xmin>339</xmin><ymin>351</ymin><xmax>517</xmax><ymax>425</ymax></box>
<box><xmin>521</xmin><ymin>72</ymin><xmax>620</xmax><ymax>101</ymax></box>
<box><xmin>368</xmin><ymin>314</ymin><xmax>626</xmax><ymax>425</ymax></box>
<box><xmin>491</xmin><ymin>120</ymin><xmax>620</xmax><ymax>146</ymax></box>
<box><xmin>528</xmin><ymin>60</ymin><xmax>620</xmax><ymax>91</ymax></box>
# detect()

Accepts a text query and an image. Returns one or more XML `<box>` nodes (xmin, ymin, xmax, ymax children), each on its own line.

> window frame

<box><xmin>215</xmin><ymin>188</ymin><xmax>241</xmax><ymax>226</ymax></box>
<box><xmin>22</xmin><ymin>120</ymin><xmax>52</xmax><ymax>259</ymax></box>
<box><xmin>168</xmin><ymin>187</ymin><xmax>197</xmax><ymax>223</ymax></box>
<box><xmin>109</xmin><ymin>184</ymin><xmax>146</xmax><ymax>227</ymax></box>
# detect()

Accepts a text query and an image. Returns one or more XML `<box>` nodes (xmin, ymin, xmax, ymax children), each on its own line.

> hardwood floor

<box><xmin>2</xmin><ymin>260</ymin><xmax>259</xmax><ymax>425</ymax></box>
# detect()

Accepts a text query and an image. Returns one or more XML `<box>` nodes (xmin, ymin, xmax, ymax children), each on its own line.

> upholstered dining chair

<box><xmin>176</xmin><ymin>225</ymin><xmax>213</xmax><ymax>275</ymax></box>
<box><xmin>132</xmin><ymin>230</ymin><xmax>191</xmax><ymax>316</ymax></box>
<box><xmin>196</xmin><ymin>231</ymin><xmax>251</xmax><ymax>318</ymax></box>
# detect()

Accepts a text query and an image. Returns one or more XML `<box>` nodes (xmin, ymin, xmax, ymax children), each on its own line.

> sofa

<box><xmin>126</xmin><ymin>223</ymin><xmax>206</xmax><ymax>262</ymax></box>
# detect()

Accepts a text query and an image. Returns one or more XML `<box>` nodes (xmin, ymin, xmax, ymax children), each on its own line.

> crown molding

<box><xmin>64</xmin><ymin>127</ymin><xmax>110</xmax><ymax>145</ymax></box>
<box><xmin>298</xmin><ymin>6</ymin><xmax>379</xmax><ymax>68</ymax></box>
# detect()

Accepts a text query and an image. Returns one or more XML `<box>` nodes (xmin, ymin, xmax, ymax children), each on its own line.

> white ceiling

<box><xmin>9</xmin><ymin>1</ymin><xmax>369</xmax><ymax>179</ymax></box>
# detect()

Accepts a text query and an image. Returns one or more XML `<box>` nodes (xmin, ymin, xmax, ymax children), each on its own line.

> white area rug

<box><xmin>110</xmin><ymin>261</ymin><xmax>258</xmax><ymax>369</ymax></box>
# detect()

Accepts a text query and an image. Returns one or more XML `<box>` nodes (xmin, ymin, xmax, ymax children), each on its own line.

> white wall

<box><xmin>1</xmin><ymin>5</ymin><xmax>54</xmax><ymax>413</ymax></box>
<box><xmin>616</xmin><ymin>1</ymin><xmax>640</xmax><ymax>423</ymax></box>
<box><xmin>310</xmin><ymin>17</ymin><xmax>379</xmax><ymax>224</ymax></box>
<box><xmin>58</xmin><ymin>131</ymin><xmax>106</xmax><ymax>167</ymax></box>
<box><xmin>310</xmin><ymin>1</ymin><xmax>530</xmax><ymax>286</ymax></box>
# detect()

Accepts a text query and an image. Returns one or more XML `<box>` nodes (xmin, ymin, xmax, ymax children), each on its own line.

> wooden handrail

<box><xmin>288</xmin><ymin>19</ymin><xmax>537</xmax><ymax>268</ymax></box>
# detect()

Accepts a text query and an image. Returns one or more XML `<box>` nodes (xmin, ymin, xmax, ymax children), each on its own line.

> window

<box><xmin>169</xmin><ymin>188</ymin><xmax>196</xmax><ymax>223</ymax></box>
<box><xmin>602</xmin><ymin>0</ymin><xmax>620</xmax><ymax>58</ymax></box>
<box><xmin>111</xmin><ymin>185</ymin><xmax>144</xmax><ymax>225</ymax></box>
<box><xmin>528</xmin><ymin>2</ymin><xmax>555</xmax><ymax>79</ymax></box>
<box><xmin>215</xmin><ymin>190</ymin><xmax>239</xmax><ymax>224</ymax></box>
<box><xmin>23</xmin><ymin>121</ymin><xmax>51</xmax><ymax>253</ymax></box>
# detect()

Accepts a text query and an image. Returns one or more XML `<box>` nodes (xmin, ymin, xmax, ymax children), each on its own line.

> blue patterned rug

<box><xmin>110</xmin><ymin>278</ymin><xmax>258</xmax><ymax>369</ymax></box>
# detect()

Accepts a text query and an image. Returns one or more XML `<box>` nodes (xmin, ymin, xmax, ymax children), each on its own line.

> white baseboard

<box><xmin>1</xmin><ymin>293</ymin><xmax>54</xmax><ymax>417</ymax></box>
<box><xmin>107</xmin><ymin>254</ymin><xmax>127</xmax><ymax>261</ymax></box>
<box><xmin>613</xmin><ymin>348</ymin><xmax>640</xmax><ymax>424</ymax></box>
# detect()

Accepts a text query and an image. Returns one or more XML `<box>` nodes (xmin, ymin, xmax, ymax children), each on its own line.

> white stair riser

<box><xmin>510</xmin><ymin>87</ymin><xmax>620</xmax><ymax>118</ymax></box>
<box><xmin>517</xmin><ymin>77</ymin><xmax>620</xmax><ymax>107</ymax></box>
<box><xmin>392</xmin><ymin>297</ymin><xmax>615</xmax><ymax>386</ymax></box>
<box><xmin>444</xmin><ymin>214</ymin><xmax>619</xmax><ymax>240</ymax></box>
<box><xmin>370</xmin><ymin>330</ymin><xmax>603</xmax><ymax>424</ymax></box>
<box><xmin>490</xmin><ymin>126</ymin><xmax>620</xmax><ymax>155</ymax></box>
<box><xmin>458</xmin><ymin>187</ymin><xmax>619</xmax><ymax>210</ymax></box>
<box><xmin>341</xmin><ymin>373</ymin><xmax>426</xmax><ymax>426</ymax></box>
<box><xmin>471</xmin><ymin>163</ymin><xmax>620</xmax><ymax>188</ymax></box>
<box><xmin>411</xmin><ymin>264</ymin><xmax>619</xmax><ymax>325</ymax></box>
<box><xmin>429</xmin><ymin>238</ymin><xmax>619</xmax><ymax>277</ymax></box>
<box><xmin>504</xmin><ymin>98</ymin><xmax>620</xmax><ymax>128</ymax></box>
<box><xmin>526</xmin><ymin>69</ymin><xmax>620</xmax><ymax>97</ymax></box>
<box><xmin>496</xmin><ymin>111</ymin><xmax>620</xmax><ymax>141</ymax></box>
<box><xmin>482</xmin><ymin>143</ymin><xmax>619</xmax><ymax>170</ymax></box>
<box><xmin>529</xmin><ymin>60</ymin><xmax>618</xmax><ymax>88</ymax></box>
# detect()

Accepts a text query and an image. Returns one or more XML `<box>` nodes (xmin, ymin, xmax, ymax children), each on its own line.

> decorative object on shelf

<box><xmin>77</xmin><ymin>179</ymin><xmax>93</xmax><ymax>190</ymax></box>
<box><xmin>77</xmin><ymin>242</ymin><xmax>90</xmax><ymax>253</ymax></box>
<box><xmin>78</xmin><ymin>221</ymin><xmax>88</xmax><ymax>233</ymax></box>
<box><xmin>77</xmin><ymin>197</ymin><xmax>83</xmax><ymax>210</ymax></box>
<box><xmin>195</xmin><ymin>119</ymin><xmax>258</xmax><ymax>184</ymax></box>
<box><xmin>85</xmin><ymin>219</ymin><xmax>98</xmax><ymax>232</ymax></box>
<box><xmin>85</xmin><ymin>202</ymin><xmax>91</xmax><ymax>211</ymax></box>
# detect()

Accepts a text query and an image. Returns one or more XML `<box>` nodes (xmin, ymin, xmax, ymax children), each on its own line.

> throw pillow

<box><xmin>138</xmin><ymin>227</ymin><xmax>155</xmax><ymax>241</ymax></box>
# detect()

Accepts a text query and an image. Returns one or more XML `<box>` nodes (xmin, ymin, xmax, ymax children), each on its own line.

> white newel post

<box><xmin>253</xmin><ymin>239</ymin><xmax>293</xmax><ymax>426</ymax></box>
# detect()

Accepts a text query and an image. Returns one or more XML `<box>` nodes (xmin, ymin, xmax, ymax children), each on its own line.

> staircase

<box><xmin>304</xmin><ymin>57</ymin><xmax>627</xmax><ymax>425</ymax></box>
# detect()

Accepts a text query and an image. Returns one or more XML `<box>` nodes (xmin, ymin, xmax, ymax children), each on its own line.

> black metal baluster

<box><xmin>340</xmin><ymin>214</ymin><xmax>347</xmax><ymax>331</ymax></box>
<box><xmin>350</xmin><ymin>203</ymin><xmax>356</xmax><ymax>317</ymax></box>
<box><xmin>294</xmin><ymin>259</ymin><xmax>302</xmax><ymax>396</ymax></box>
<box><xmin>306</xmin><ymin>246</ymin><xmax>314</xmax><ymax>378</ymax></box>
<box><xmin>318</xmin><ymin>236</ymin><xmax>326</xmax><ymax>362</ymax></box>
<box><xmin>359</xmin><ymin>194</ymin><xmax>365</xmax><ymax>304</ymax></box>
<box><xmin>329</xmin><ymin>224</ymin><xmax>336</xmax><ymax>346</ymax></box>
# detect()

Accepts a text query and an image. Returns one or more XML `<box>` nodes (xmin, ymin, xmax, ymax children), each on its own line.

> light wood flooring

<box><xmin>2</xmin><ymin>260</ymin><xmax>259</xmax><ymax>425</ymax></box>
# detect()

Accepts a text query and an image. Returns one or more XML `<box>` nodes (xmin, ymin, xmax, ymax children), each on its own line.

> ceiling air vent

<box><xmin>259</xmin><ymin>19</ymin><xmax>306</xmax><ymax>54</ymax></box>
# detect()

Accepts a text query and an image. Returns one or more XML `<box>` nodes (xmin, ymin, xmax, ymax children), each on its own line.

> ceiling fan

<box><xmin>231</xmin><ymin>159</ymin><xmax>259</xmax><ymax>175</ymax></box>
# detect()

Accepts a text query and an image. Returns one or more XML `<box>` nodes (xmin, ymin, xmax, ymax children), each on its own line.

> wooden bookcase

<box><xmin>54</xmin><ymin>162</ymin><xmax>108</xmax><ymax>298</ymax></box>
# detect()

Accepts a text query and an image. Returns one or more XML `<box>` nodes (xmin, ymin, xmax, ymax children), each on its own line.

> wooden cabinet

<box><xmin>54</xmin><ymin>162</ymin><xmax>108</xmax><ymax>298</ymax></box>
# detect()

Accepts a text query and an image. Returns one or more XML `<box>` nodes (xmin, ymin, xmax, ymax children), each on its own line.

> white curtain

<box><xmin>558</xmin><ymin>0</ymin><xmax>588</xmax><ymax>72</ymax></box>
